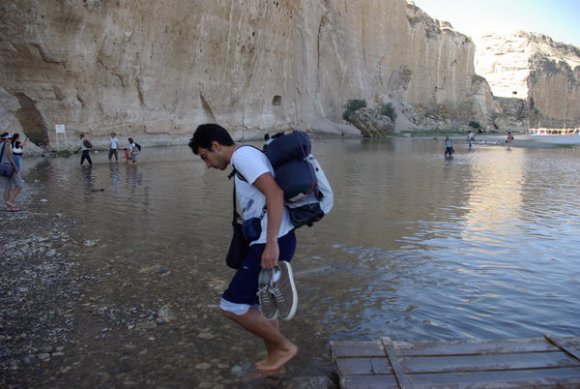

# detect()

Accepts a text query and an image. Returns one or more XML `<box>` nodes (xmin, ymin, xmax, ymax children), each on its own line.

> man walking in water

<box><xmin>444</xmin><ymin>136</ymin><xmax>454</xmax><ymax>157</ymax></box>
<box><xmin>467</xmin><ymin>130</ymin><xmax>475</xmax><ymax>150</ymax></box>
<box><xmin>188</xmin><ymin>123</ymin><xmax>298</xmax><ymax>372</ymax></box>
<box><xmin>506</xmin><ymin>131</ymin><xmax>514</xmax><ymax>149</ymax></box>
<box><xmin>79</xmin><ymin>133</ymin><xmax>93</xmax><ymax>166</ymax></box>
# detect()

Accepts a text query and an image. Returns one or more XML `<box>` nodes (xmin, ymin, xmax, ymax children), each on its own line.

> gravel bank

<box><xmin>0</xmin><ymin>182</ymin><xmax>335</xmax><ymax>388</ymax></box>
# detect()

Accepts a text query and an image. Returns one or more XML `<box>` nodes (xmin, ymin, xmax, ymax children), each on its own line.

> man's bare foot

<box><xmin>255</xmin><ymin>343</ymin><xmax>298</xmax><ymax>372</ymax></box>
<box><xmin>255</xmin><ymin>356</ymin><xmax>269</xmax><ymax>368</ymax></box>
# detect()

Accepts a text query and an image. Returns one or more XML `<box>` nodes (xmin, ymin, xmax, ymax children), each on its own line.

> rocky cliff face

<box><xmin>402</xmin><ymin>3</ymin><xmax>489</xmax><ymax>130</ymax></box>
<box><xmin>475</xmin><ymin>32</ymin><xmax>580</xmax><ymax>130</ymax></box>
<box><xmin>1</xmin><ymin>0</ymin><xmax>496</xmax><ymax>148</ymax></box>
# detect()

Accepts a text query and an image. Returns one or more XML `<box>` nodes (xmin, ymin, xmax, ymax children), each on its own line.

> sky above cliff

<box><xmin>412</xmin><ymin>0</ymin><xmax>580</xmax><ymax>47</ymax></box>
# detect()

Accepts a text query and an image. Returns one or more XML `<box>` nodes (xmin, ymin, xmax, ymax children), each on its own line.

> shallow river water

<box><xmin>23</xmin><ymin>136</ymin><xmax>580</xmax><ymax>386</ymax></box>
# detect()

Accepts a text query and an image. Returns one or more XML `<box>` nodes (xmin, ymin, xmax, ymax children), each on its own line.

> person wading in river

<box><xmin>188</xmin><ymin>123</ymin><xmax>298</xmax><ymax>372</ymax></box>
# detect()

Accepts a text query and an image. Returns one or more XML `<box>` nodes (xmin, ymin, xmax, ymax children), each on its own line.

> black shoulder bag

<box><xmin>0</xmin><ymin>143</ymin><xmax>15</xmax><ymax>177</ymax></box>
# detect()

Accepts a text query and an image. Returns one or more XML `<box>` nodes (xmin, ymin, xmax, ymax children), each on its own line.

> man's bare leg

<box><xmin>223</xmin><ymin>307</ymin><xmax>298</xmax><ymax>372</ymax></box>
<box><xmin>256</xmin><ymin>320</ymin><xmax>280</xmax><ymax>368</ymax></box>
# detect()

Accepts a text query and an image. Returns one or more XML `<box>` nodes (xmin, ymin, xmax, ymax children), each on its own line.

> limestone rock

<box><xmin>0</xmin><ymin>0</ymin><xmax>493</xmax><ymax>146</ymax></box>
<box><xmin>5</xmin><ymin>1</ymin><xmax>573</xmax><ymax>146</ymax></box>
<box><xmin>404</xmin><ymin>2</ymin><xmax>480</xmax><ymax>129</ymax></box>
<box><xmin>475</xmin><ymin>31</ymin><xmax>580</xmax><ymax>130</ymax></box>
<box><xmin>348</xmin><ymin>107</ymin><xmax>394</xmax><ymax>138</ymax></box>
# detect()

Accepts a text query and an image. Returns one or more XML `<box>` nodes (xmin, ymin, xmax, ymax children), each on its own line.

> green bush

<box><xmin>380</xmin><ymin>103</ymin><xmax>397</xmax><ymax>123</ymax></box>
<box><xmin>468</xmin><ymin>121</ymin><xmax>481</xmax><ymax>130</ymax></box>
<box><xmin>342</xmin><ymin>99</ymin><xmax>367</xmax><ymax>120</ymax></box>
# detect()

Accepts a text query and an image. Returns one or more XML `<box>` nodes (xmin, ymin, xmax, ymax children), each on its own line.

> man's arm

<box><xmin>253</xmin><ymin>172</ymin><xmax>285</xmax><ymax>269</ymax></box>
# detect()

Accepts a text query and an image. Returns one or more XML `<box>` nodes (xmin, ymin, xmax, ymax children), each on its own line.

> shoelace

<box><xmin>269</xmin><ymin>286</ymin><xmax>286</xmax><ymax>304</ymax></box>
<box><xmin>259</xmin><ymin>286</ymin><xmax>273</xmax><ymax>300</ymax></box>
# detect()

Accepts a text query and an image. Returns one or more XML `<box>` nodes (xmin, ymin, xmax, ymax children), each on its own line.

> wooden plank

<box><xmin>401</xmin><ymin>351</ymin><xmax>579</xmax><ymax>374</ymax></box>
<box><xmin>383</xmin><ymin>339</ymin><xmax>414</xmax><ymax>389</ymax></box>
<box><xmin>336</xmin><ymin>357</ymin><xmax>393</xmax><ymax>375</ymax></box>
<box><xmin>384</xmin><ymin>336</ymin><xmax>559</xmax><ymax>356</ymax></box>
<box><xmin>341</xmin><ymin>375</ymin><xmax>399</xmax><ymax>389</ymax></box>
<box><xmin>410</xmin><ymin>367</ymin><xmax>580</xmax><ymax>388</ymax></box>
<box><xmin>545</xmin><ymin>334</ymin><xmax>580</xmax><ymax>361</ymax></box>
<box><xmin>331</xmin><ymin>340</ymin><xmax>386</xmax><ymax>358</ymax></box>
<box><xmin>333</xmin><ymin>337</ymin><xmax>580</xmax><ymax>388</ymax></box>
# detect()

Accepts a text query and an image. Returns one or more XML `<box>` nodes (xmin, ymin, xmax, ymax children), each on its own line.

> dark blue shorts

<box><xmin>222</xmin><ymin>230</ymin><xmax>296</xmax><ymax>306</ymax></box>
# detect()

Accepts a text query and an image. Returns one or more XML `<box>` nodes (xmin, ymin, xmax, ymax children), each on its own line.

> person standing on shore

<box><xmin>188</xmin><ymin>123</ymin><xmax>299</xmax><ymax>373</ymax></box>
<box><xmin>108</xmin><ymin>132</ymin><xmax>119</xmax><ymax>162</ymax></box>
<box><xmin>1</xmin><ymin>132</ymin><xmax>23</xmax><ymax>212</ymax></box>
<box><xmin>80</xmin><ymin>134</ymin><xmax>93</xmax><ymax>166</ymax></box>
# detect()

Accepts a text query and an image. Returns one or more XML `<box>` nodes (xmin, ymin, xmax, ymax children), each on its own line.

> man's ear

<box><xmin>211</xmin><ymin>141</ymin><xmax>221</xmax><ymax>152</ymax></box>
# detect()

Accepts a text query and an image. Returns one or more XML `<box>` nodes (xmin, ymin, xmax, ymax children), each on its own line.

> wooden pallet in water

<box><xmin>330</xmin><ymin>334</ymin><xmax>580</xmax><ymax>388</ymax></box>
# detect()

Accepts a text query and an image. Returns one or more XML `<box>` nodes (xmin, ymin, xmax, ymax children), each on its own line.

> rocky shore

<box><xmin>1</xmin><ymin>183</ymin><xmax>335</xmax><ymax>388</ymax></box>
<box><xmin>1</xmin><ymin>185</ymin><xmax>82</xmax><ymax>387</ymax></box>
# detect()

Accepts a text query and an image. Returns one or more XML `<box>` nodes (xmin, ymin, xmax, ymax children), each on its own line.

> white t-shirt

<box><xmin>231</xmin><ymin>146</ymin><xmax>294</xmax><ymax>244</ymax></box>
<box><xmin>110</xmin><ymin>137</ymin><xmax>119</xmax><ymax>149</ymax></box>
<box><xmin>129</xmin><ymin>142</ymin><xmax>139</xmax><ymax>154</ymax></box>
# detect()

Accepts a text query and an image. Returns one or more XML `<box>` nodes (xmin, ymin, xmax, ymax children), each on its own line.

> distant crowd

<box><xmin>79</xmin><ymin>132</ymin><xmax>142</xmax><ymax>166</ymax></box>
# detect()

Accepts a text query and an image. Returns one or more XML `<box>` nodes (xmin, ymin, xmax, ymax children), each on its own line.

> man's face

<box><xmin>197</xmin><ymin>142</ymin><xmax>228</xmax><ymax>170</ymax></box>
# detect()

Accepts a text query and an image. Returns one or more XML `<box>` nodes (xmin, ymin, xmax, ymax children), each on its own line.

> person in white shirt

<box><xmin>467</xmin><ymin>130</ymin><xmax>475</xmax><ymax>150</ymax></box>
<box><xmin>189</xmin><ymin>124</ymin><xmax>298</xmax><ymax>373</ymax></box>
<box><xmin>108</xmin><ymin>132</ymin><xmax>119</xmax><ymax>162</ymax></box>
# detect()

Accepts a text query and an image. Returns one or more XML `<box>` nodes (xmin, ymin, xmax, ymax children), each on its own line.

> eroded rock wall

<box><xmin>1</xmin><ymin>0</ymin><xmax>489</xmax><ymax>147</ymax></box>
<box><xmin>475</xmin><ymin>32</ymin><xmax>580</xmax><ymax>130</ymax></box>
<box><xmin>403</xmin><ymin>3</ymin><xmax>484</xmax><ymax>128</ymax></box>
<box><xmin>528</xmin><ymin>54</ymin><xmax>580</xmax><ymax>128</ymax></box>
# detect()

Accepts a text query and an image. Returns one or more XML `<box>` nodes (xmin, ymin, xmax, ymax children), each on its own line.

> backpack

<box><xmin>232</xmin><ymin>130</ymin><xmax>333</xmax><ymax>228</ymax></box>
<box><xmin>83</xmin><ymin>139</ymin><xmax>93</xmax><ymax>149</ymax></box>
<box><xmin>134</xmin><ymin>142</ymin><xmax>142</xmax><ymax>151</ymax></box>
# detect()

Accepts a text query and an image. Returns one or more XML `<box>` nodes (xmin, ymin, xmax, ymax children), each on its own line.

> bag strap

<box><xmin>228</xmin><ymin>168</ymin><xmax>241</xmax><ymax>225</ymax></box>
<box><xmin>228</xmin><ymin>163</ymin><xmax>266</xmax><ymax>224</ymax></box>
<box><xmin>227</xmin><ymin>143</ymin><xmax>273</xmax><ymax>224</ymax></box>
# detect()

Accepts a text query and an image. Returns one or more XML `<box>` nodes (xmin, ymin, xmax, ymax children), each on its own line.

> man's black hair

<box><xmin>188</xmin><ymin>123</ymin><xmax>234</xmax><ymax>155</ymax></box>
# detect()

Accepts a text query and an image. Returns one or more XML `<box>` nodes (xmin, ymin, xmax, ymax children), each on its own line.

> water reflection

<box><xmin>109</xmin><ymin>163</ymin><xmax>121</xmax><ymax>193</ymax></box>
<box><xmin>82</xmin><ymin>165</ymin><xmax>95</xmax><ymax>193</ymax></box>
<box><xmin>125</xmin><ymin>163</ymin><xmax>143</xmax><ymax>193</ymax></box>
<box><xmin>21</xmin><ymin>139</ymin><xmax>580</xmax><ymax>381</ymax></box>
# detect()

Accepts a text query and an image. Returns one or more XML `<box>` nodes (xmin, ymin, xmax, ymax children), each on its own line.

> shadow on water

<box><xmin>20</xmin><ymin>139</ymin><xmax>580</xmax><ymax>387</ymax></box>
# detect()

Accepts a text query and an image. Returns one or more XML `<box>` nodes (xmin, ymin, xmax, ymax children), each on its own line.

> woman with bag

<box><xmin>1</xmin><ymin>132</ymin><xmax>23</xmax><ymax>212</ymax></box>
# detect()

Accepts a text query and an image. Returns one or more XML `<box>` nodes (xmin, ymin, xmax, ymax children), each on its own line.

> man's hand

<box><xmin>261</xmin><ymin>241</ymin><xmax>280</xmax><ymax>269</ymax></box>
